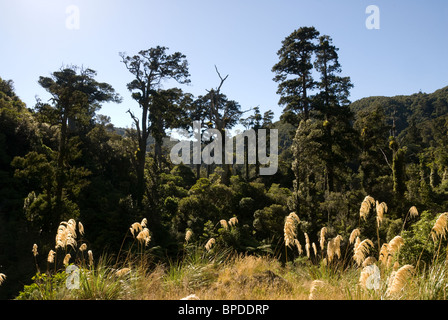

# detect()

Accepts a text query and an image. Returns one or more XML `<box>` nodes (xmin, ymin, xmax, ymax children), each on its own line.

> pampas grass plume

<box><xmin>362</xmin><ymin>256</ymin><xmax>377</xmax><ymax>267</ymax></box>
<box><xmin>354</xmin><ymin>239</ymin><xmax>374</xmax><ymax>266</ymax></box>
<box><xmin>349</xmin><ymin>229</ymin><xmax>360</xmax><ymax>245</ymax></box>
<box><xmin>387</xmin><ymin>265</ymin><xmax>414</xmax><ymax>296</ymax></box>
<box><xmin>388</xmin><ymin>236</ymin><xmax>404</xmax><ymax>255</ymax></box>
<box><xmin>205</xmin><ymin>238</ymin><xmax>215</xmax><ymax>251</ymax></box>
<box><xmin>376</xmin><ymin>201</ymin><xmax>387</xmax><ymax>226</ymax></box>
<box><xmin>63</xmin><ymin>254</ymin><xmax>71</xmax><ymax>266</ymax></box>
<box><xmin>284</xmin><ymin>212</ymin><xmax>300</xmax><ymax>248</ymax></box>
<box><xmin>78</xmin><ymin>221</ymin><xmax>84</xmax><ymax>236</ymax></box>
<box><xmin>408</xmin><ymin>206</ymin><xmax>418</xmax><ymax>219</ymax></box>
<box><xmin>47</xmin><ymin>250</ymin><xmax>55</xmax><ymax>264</ymax></box>
<box><xmin>228</xmin><ymin>217</ymin><xmax>238</xmax><ymax>227</ymax></box>
<box><xmin>88</xmin><ymin>250</ymin><xmax>94</xmax><ymax>266</ymax></box>
<box><xmin>294</xmin><ymin>239</ymin><xmax>303</xmax><ymax>255</ymax></box>
<box><xmin>312</xmin><ymin>242</ymin><xmax>317</xmax><ymax>256</ymax></box>
<box><xmin>379</xmin><ymin>244</ymin><xmax>389</xmax><ymax>265</ymax></box>
<box><xmin>220</xmin><ymin>219</ymin><xmax>229</xmax><ymax>230</ymax></box>
<box><xmin>130</xmin><ymin>222</ymin><xmax>143</xmax><ymax>237</ymax></box>
<box><xmin>431</xmin><ymin>212</ymin><xmax>448</xmax><ymax>242</ymax></box>
<box><xmin>360</xmin><ymin>196</ymin><xmax>375</xmax><ymax>221</ymax></box>
<box><xmin>116</xmin><ymin>268</ymin><xmax>131</xmax><ymax>277</ymax></box>
<box><xmin>320</xmin><ymin>227</ymin><xmax>327</xmax><ymax>250</ymax></box>
<box><xmin>185</xmin><ymin>230</ymin><xmax>193</xmax><ymax>242</ymax></box>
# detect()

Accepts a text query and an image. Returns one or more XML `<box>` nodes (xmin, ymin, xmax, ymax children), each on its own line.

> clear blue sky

<box><xmin>1</xmin><ymin>0</ymin><xmax>448</xmax><ymax>128</ymax></box>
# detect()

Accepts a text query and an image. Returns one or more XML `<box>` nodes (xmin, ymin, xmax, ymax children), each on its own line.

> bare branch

<box><xmin>379</xmin><ymin>148</ymin><xmax>392</xmax><ymax>171</ymax></box>
<box><xmin>214</xmin><ymin>65</ymin><xmax>229</xmax><ymax>93</ymax></box>
<box><xmin>127</xmin><ymin>109</ymin><xmax>141</xmax><ymax>139</ymax></box>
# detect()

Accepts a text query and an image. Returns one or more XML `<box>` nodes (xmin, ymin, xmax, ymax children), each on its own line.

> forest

<box><xmin>1</xmin><ymin>26</ymin><xmax>448</xmax><ymax>300</ymax></box>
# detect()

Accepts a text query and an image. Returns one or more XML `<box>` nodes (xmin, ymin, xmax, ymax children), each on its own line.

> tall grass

<box><xmin>13</xmin><ymin>197</ymin><xmax>448</xmax><ymax>300</ymax></box>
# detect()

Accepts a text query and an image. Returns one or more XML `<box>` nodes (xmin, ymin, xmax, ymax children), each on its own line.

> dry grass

<box><xmin>16</xmin><ymin>198</ymin><xmax>448</xmax><ymax>301</ymax></box>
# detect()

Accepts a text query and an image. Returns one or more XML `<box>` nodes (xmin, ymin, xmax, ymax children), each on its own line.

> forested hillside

<box><xmin>1</xmin><ymin>27</ymin><xmax>448</xmax><ymax>300</ymax></box>
<box><xmin>351</xmin><ymin>86</ymin><xmax>448</xmax><ymax>212</ymax></box>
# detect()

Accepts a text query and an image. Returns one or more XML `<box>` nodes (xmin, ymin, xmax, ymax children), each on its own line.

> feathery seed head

<box><xmin>63</xmin><ymin>254</ymin><xmax>71</xmax><ymax>266</ymax></box>
<box><xmin>47</xmin><ymin>250</ymin><xmax>55</xmax><ymax>264</ymax></box>
<box><xmin>387</xmin><ymin>265</ymin><xmax>414</xmax><ymax>296</ymax></box>
<box><xmin>205</xmin><ymin>238</ymin><xmax>215</xmax><ymax>251</ymax></box>
<box><xmin>320</xmin><ymin>227</ymin><xmax>327</xmax><ymax>250</ymax></box>
<box><xmin>379</xmin><ymin>243</ymin><xmax>389</xmax><ymax>265</ymax></box>
<box><xmin>312</xmin><ymin>242</ymin><xmax>317</xmax><ymax>256</ymax></box>
<box><xmin>349</xmin><ymin>229</ymin><xmax>360</xmax><ymax>244</ymax></box>
<box><xmin>116</xmin><ymin>268</ymin><xmax>131</xmax><ymax>277</ymax></box>
<box><xmin>220</xmin><ymin>219</ymin><xmax>229</xmax><ymax>230</ymax></box>
<box><xmin>305</xmin><ymin>243</ymin><xmax>311</xmax><ymax>258</ymax></box>
<box><xmin>284</xmin><ymin>212</ymin><xmax>300</xmax><ymax>248</ymax></box>
<box><xmin>130</xmin><ymin>222</ymin><xmax>143</xmax><ymax>237</ymax></box>
<box><xmin>32</xmin><ymin>244</ymin><xmax>38</xmax><ymax>257</ymax></box>
<box><xmin>334</xmin><ymin>235</ymin><xmax>343</xmax><ymax>259</ymax></box>
<box><xmin>185</xmin><ymin>230</ymin><xmax>193</xmax><ymax>242</ymax></box>
<box><xmin>78</xmin><ymin>222</ymin><xmax>84</xmax><ymax>236</ymax></box>
<box><xmin>408</xmin><ymin>206</ymin><xmax>419</xmax><ymax>219</ymax></box>
<box><xmin>228</xmin><ymin>217</ymin><xmax>238</xmax><ymax>227</ymax></box>
<box><xmin>327</xmin><ymin>238</ymin><xmax>335</xmax><ymax>262</ymax></box>
<box><xmin>431</xmin><ymin>212</ymin><xmax>448</xmax><ymax>242</ymax></box>
<box><xmin>55</xmin><ymin>220</ymin><xmax>77</xmax><ymax>250</ymax></box>
<box><xmin>376</xmin><ymin>201</ymin><xmax>387</xmax><ymax>226</ymax></box>
<box><xmin>88</xmin><ymin>250</ymin><xmax>94</xmax><ymax>266</ymax></box>
<box><xmin>354</xmin><ymin>239</ymin><xmax>375</xmax><ymax>266</ymax></box>
<box><xmin>388</xmin><ymin>236</ymin><xmax>404</xmax><ymax>255</ymax></box>
<box><xmin>294</xmin><ymin>239</ymin><xmax>303</xmax><ymax>255</ymax></box>
<box><xmin>136</xmin><ymin>228</ymin><xmax>151</xmax><ymax>246</ymax></box>
<box><xmin>362</xmin><ymin>256</ymin><xmax>377</xmax><ymax>267</ymax></box>
<box><xmin>360</xmin><ymin>196</ymin><xmax>375</xmax><ymax>221</ymax></box>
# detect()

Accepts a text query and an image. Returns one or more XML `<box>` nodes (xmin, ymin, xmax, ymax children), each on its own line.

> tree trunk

<box><xmin>245</xmin><ymin>141</ymin><xmax>249</xmax><ymax>181</ymax></box>
<box><xmin>55</xmin><ymin>112</ymin><xmax>68</xmax><ymax>220</ymax></box>
<box><xmin>154</xmin><ymin>116</ymin><xmax>164</xmax><ymax>170</ymax></box>
<box><xmin>135</xmin><ymin>105</ymin><xmax>149</xmax><ymax>208</ymax></box>
<box><xmin>221</xmin><ymin>128</ymin><xmax>230</xmax><ymax>185</ymax></box>
<box><xmin>196</xmin><ymin>164</ymin><xmax>201</xmax><ymax>180</ymax></box>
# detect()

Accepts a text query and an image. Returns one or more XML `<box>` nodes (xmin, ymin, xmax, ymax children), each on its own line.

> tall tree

<box><xmin>149</xmin><ymin>88</ymin><xmax>194</xmax><ymax>168</ymax></box>
<box><xmin>313</xmin><ymin>35</ymin><xmax>356</xmax><ymax>192</ymax></box>
<box><xmin>191</xmin><ymin>67</ymin><xmax>243</xmax><ymax>185</ymax></box>
<box><xmin>354</xmin><ymin>105</ymin><xmax>391</xmax><ymax>191</ymax></box>
<box><xmin>120</xmin><ymin>47</ymin><xmax>190</xmax><ymax>207</ymax></box>
<box><xmin>272</xmin><ymin>26</ymin><xmax>320</xmax><ymax>125</ymax></box>
<box><xmin>289</xmin><ymin>31</ymin><xmax>358</xmax><ymax>236</ymax></box>
<box><xmin>36</xmin><ymin>66</ymin><xmax>121</xmax><ymax>220</ymax></box>
<box><xmin>240</xmin><ymin>106</ymin><xmax>274</xmax><ymax>180</ymax></box>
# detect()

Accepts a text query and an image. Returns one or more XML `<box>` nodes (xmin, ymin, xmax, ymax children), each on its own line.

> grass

<box><xmin>13</xmin><ymin>245</ymin><xmax>448</xmax><ymax>300</ymax></box>
<box><xmin>8</xmin><ymin>197</ymin><xmax>448</xmax><ymax>300</ymax></box>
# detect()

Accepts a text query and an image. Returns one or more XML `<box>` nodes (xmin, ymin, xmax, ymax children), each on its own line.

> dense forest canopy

<box><xmin>1</xmin><ymin>26</ymin><xmax>448</xmax><ymax>299</ymax></box>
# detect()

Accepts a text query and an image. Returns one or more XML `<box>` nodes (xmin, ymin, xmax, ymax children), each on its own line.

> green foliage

<box><xmin>401</xmin><ymin>210</ymin><xmax>438</xmax><ymax>264</ymax></box>
<box><xmin>253</xmin><ymin>204</ymin><xmax>288</xmax><ymax>240</ymax></box>
<box><xmin>15</xmin><ymin>271</ymin><xmax>68</xmax><ymax>300</ymax></box>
